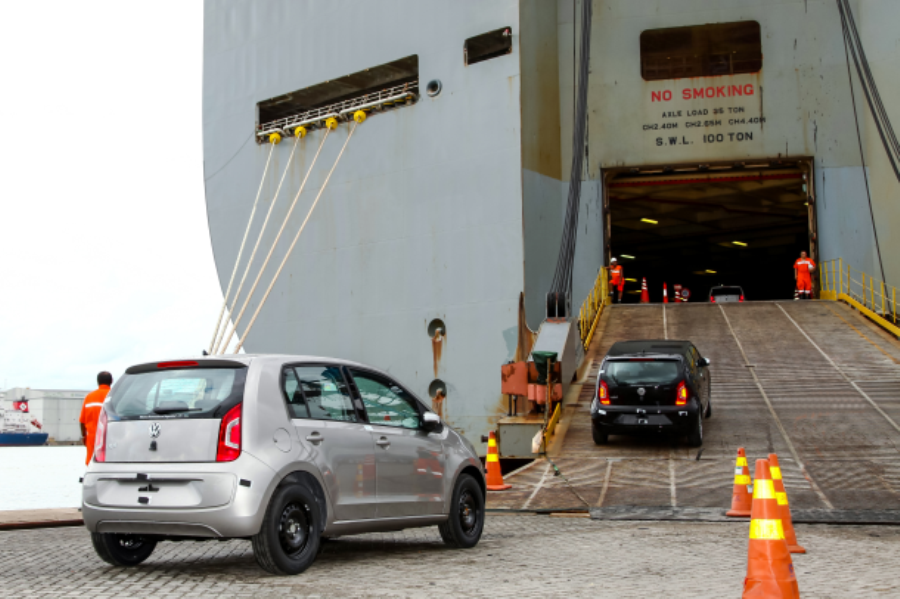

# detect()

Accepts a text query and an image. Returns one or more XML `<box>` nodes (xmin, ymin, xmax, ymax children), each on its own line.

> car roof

<box><xmin>125</xmin><ymin>354</ymin><xmax>392</xmax><ymax>378</ymax></box>
<box><xmin>606</xmin><ymin>340</ymin><xmax>692</xmax><ymax>358</ymax></box>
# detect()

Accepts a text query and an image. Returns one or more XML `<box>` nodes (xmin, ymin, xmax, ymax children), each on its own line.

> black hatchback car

<box><xmin>591</xmin><ymin>340</ymin><xmax>711</xmax><ymax>447</ymax></box>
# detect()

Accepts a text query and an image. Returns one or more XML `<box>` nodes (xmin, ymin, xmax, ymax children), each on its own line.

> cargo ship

<box><xmin>202</xmin><ymin>1</ymin><xmax>900</xmax><ymax>451</ymax></box>
<box><xmin>0</xmin><ymin>403</ymin><xmax>48</xmax><ymax>446</ymax></box>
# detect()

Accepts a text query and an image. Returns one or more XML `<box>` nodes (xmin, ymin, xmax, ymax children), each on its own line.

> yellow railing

<box><xmin>820</xmin><ymin>258</ymin><xmax>899</xmax><ymax>336</ymax></box>
<box><xmin>578</xmin><ymin>266</ymin><xmax>609</xmax><ymax>350</ymax></box>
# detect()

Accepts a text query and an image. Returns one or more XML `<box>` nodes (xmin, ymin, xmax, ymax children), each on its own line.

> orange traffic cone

<box><xmin>640</xmin><ymin>278</ymin><xmax>650</xmax><ymax>303</ymax></box>
<box><xmin>485</xmin><ymin>431</ymin><xmax>511</xmax><ymax>491</ymax></box>
<box><xmin>663</xmin><ymin>283</ymin><xmax>668</xmax><ymax>304</ymax></box>
<box><xmin>743</xmin><ymin>459</ymin><xmax>800</xmax><ymax>598</ymax></box>
<box><xmin>727</xmin><ymin>448</ymin><xmax>753</xmax><ymax>517</ymax></box>
<box><xmin>768</xmin><ymin>454</ymin><xmax>806</xmax><ymax>554</ymax></box>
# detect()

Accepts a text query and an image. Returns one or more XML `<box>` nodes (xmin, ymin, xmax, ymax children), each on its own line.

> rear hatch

<box><xmin>104</xmin><ymin>359</ymin><xmax>247</xmax><ymax>463</ymax></box>
<box><xmin>711</xmin><ymin>286</ymin><xmax>743</xmax><ymax>302</ymax></box>
<box><xmin>604</xmin><ymin>358</ymin><xmax>681</xmax><ymax>406</ymax></box>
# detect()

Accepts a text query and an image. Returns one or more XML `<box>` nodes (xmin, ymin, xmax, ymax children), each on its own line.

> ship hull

<box><xmin>0</xmin><ymin>432</ymin><xmax>49</xmax><ymax>446</ymax></box>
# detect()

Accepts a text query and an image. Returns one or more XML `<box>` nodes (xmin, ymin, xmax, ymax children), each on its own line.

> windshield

<box><xmin>605</xmin><ymin>360</ymin><xmax>680</xmax><ymax>385</ymax></box>
<box><xmin>712</xmin><ymin>287</ymin><xmax>742</xmax><ymax>296</ymax></box>
<box><xmin>108</xmin><ymin>368</ymin><xmax>246</xmax><ymax>420</ymax></box>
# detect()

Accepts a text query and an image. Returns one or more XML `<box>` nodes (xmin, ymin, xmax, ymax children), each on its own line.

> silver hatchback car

<box><xmin>82</xmin><ymin>355</ymin><xmax>485</xmax><ymax>575</ymax></box>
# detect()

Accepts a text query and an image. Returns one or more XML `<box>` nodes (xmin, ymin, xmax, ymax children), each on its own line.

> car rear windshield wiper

<box><xmin>152</xmin><ymin>407</ymin><xmax>203</xmax><ymax>414</ymax></box>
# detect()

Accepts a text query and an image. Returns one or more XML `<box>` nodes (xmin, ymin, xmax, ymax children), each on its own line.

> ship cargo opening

<box><xmin>605</xmin><ymin>159</ymin><xmax>814</xmax><ymax>302</ymax></box>
<box><xmin>256</xmin><ymin>54</ymin><xmax>419</xmax><ymax>137</ymax></box>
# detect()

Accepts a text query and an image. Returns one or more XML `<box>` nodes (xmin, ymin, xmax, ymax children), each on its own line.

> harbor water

<box><xmin>0</xmin><ymin>446</ymin><xmax>85</xmax><ymax>510</ymax></box>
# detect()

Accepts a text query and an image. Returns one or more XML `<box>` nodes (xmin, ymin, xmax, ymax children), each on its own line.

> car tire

<box><xmin>252</xmin><ymin>482</ymin><xmax>321</xmax><ymax>575</ymax></box>
<box><xmin>90</xmin><ymin>532</ymin><xmax>157</xmax><ymax>567</ymax></box>
<box><xmin>687</xmin><ymin>408</ymin><xmax>703</xmax><ymax>447</ymax></box>
<box><xmin>704</xmin><ymin>382</ymin><xmax>712</xmax><ymax>418</ymax></box>
<box><xmin>592</xmin><ymin>425</ymin><xmax>609</xmax><ymax>445</ymax></box>
<box><xmin>438</xmin><ymin>474</ymin><xmax>484</xmax><ymax>549</ymax></box>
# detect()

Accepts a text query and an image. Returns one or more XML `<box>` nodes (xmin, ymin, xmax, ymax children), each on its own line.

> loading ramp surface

<box><xmin>487</xmin><ymin>301</ymin><xmax>900</xmax><ymax>515</ymax></box>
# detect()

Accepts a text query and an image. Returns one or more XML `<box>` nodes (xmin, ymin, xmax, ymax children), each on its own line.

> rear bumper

<box><xmin>590</xmin><ymin>398</ymin><xmax>699</xmax><ymax>434</ymax></box>
<box><xmin>81</xmin><ymin>451</ymin><xmax>274</xmax><ymax>539</ymax></box>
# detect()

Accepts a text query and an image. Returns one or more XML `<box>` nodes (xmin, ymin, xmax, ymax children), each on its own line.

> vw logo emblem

<box><xmin>637</xmin><ymin>388</ymin><xmax>646</xmax><ymax>396</ymax></box>
<box><xmin>149</xmin><ymin>422</ymin><xmax>161</xmax><ymax>439</ymax></box>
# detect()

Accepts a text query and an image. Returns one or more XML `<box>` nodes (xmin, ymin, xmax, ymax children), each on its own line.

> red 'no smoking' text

<box><xmin>651</xmin><ymin>84</ymin><xmax>755</xmax><ymax>102</ymax></box>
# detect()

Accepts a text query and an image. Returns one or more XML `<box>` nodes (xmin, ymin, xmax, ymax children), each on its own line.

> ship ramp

<box><xmin>488</xmin><ymin>301</ymin><xmax>900</xmax><ymax>515</ymax></box>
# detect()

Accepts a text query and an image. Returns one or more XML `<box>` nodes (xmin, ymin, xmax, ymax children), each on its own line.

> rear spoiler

<box><xmin>125</xmin><ymin>359</ymin><xmax>248</xmax><ymax>375</ymax></box>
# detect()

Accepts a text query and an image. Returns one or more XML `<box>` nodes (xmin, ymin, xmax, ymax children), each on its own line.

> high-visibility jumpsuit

<box><xmin>79</xmin><ymin>385</ymin><xmax>109</xmax><ymax>465</ymax></box>
<box><xmin>610</xmin><ymin>265</ymin><xmax>624</xmax><ymax>293</ymax></box>
<box><xmin>794</xmin><ymin>257</ymin><xmax>816</xmax><ymax>298</ymax></box>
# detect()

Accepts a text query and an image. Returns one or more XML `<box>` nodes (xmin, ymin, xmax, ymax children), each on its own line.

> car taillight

<box><xmin>216</xmin><ymin>403</ymin><xmax>242</xmax><ymax>462</ymax></box>
<box><xmin>676</xmin><ymin>381</ymin><xmax>688</xmax><ymax>406</ymax></box>
<box><xmin>739</xmin><ymin>295</ymin><xmax>745</xmax><ymax>302</ymax></box>
<box><xmin>598</xmin><ymin>380</ymin><xmax>610</xmax><ymax>405</ymax></box>
<box><xmin>710</xmin><ymin>296</ymin><xmax>716</xmax><ymax>303</ymax></box>
<box><xmin>94</xmin><ymin>408</ymin><xmax>108</xmax><ymax>463</ymax></box>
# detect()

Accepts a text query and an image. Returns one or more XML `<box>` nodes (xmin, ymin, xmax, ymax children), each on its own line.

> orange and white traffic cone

<box><xmin>663</xmin><ymin>283</ymin><xmax>668</xmax><ymax>304</ymax></box>
<box><xmin>485</xmin><ymin>431</ymin><xmax>511</xmax><ymax>491</ymax></box>
<box><xmin>768</xmin><ymin>454</ymin><xmax>806</xmax><ymax>554</ymax></box>
<box><xmin>640</xmin><ymin>278</ymin><xmax>650</xmax><ymax>303</ymax></box>
<box><xmin>727</xmin><ymin>447</ymin><xmax>753</xmax><ymax>517</ymax></box>
<box><xmin>743</xmin><ymin>459</ymin><xmax>800</xmax><ymax>598</ymax></box>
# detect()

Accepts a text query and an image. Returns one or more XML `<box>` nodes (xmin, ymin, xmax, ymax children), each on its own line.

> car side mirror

<box><xmin>700</xmin><ymin>357</ymin><xmax>711</xmax><ymax>367</ymax></box>
<box><xmin>422</xmin><ymin>411</ymin><xmax>442</xmax><ymax>432</ymax></box>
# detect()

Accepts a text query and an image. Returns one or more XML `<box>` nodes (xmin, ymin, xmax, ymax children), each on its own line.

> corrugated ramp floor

<box><xmin>487</xmin><ymin>301</ymin><xmax>900</xmax><ymax>514</ymax></box>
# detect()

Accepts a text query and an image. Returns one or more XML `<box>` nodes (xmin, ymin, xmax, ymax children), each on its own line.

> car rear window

<box><xmin>108</xmin><ymin>368</ymin><xmax>246</xmax><ymax>420</ymax></box>
<box><xmin>605</xmin><ymin>360</ymin><xmax>680</xmax><ymax>385</ymax></box>
<box><xmin>712</xmin><ymin>287</ymin><xmax>742</xmax><ymax>296</ymax></box>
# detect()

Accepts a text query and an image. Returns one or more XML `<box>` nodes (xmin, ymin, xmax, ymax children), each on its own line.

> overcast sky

<box><xmin>0</xmin><ymin>2</ymin><xmax>225</xmax><ymax>390</ymax></box>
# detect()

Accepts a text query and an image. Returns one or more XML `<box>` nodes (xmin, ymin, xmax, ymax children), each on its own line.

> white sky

<box><xmin>0</xmin><ymin>2</ymin><xmax>226</xmax><ymax>390</ymax></box>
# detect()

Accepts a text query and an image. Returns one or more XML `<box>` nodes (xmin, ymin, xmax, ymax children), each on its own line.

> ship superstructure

<box><xmin>203</xmin><ymin>0</ymin><xmax>900</xmax><ymax>451</ymax></box>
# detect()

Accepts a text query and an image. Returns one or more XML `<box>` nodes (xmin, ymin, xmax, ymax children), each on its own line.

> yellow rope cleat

<box><xmin>324</xmin><ymin>117</ymin><xmax>338</xmax><ymax>130</ymax></box>
<box><xmin>294</xmin><ymin>126</ymin><xmax>307</xmax><ymax>138</ymax></box>
<box><xmin>353</xmin><ymin>110</ymin><xmax>367</xmax><ymax>124</ymax></box>
<box><xmin>268</xmin><ymin>132</ymin><xmax>282</xmax><ymax>145</ymax></box>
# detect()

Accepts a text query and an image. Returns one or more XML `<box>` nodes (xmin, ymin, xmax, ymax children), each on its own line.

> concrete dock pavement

<box><xmin>1</xmin><ymin>515</ymin><xmax>898</xmax><ymax>597</ymax></box>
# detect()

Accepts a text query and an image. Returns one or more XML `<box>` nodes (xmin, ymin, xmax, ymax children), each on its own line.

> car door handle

<box><xmin>376</xmin><ymin>436</ymin><xmax>391</xmax><ymax>447</ymax></box>
<box><xmin>305</xmin><ymin>433</ymin><xmax>324</xmax><ymax>444</ymax></box>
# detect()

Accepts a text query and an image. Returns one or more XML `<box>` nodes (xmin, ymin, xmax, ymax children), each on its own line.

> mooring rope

<box><xmin>217</xmin><ymin>128</ymin><xmax>332</xmax><ymax>353</ymax></box>
<box><xmin>212</xmin><ymin>134</ymin><xmax>302</xmax><ymax>354</ymax></box>
<box><xmin>232</xmin><ymin>121</ymin><xmax>360</xmax><ymax>353</ymax></box>
<box><xmin>207</xmin><ymin>143</ymin><xmax>275</xmax><ymax>354</ymax></box>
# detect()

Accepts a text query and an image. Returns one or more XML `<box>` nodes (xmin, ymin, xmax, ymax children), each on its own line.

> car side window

<box><xmin>349</xmin><ymin>370</ymin><xmax>421</xmax><ymax>430</ymax></box>
<box><xmin>292</xmin><ymin>365</ymin><xmax>357</xmax><ymax>422</ymax></box>
<box><xmin>684</xmin><ymin>351</ymin><xmax>698</xmax><ymax>378</ymax></box>
<box><xmin>281</xmin><ymin>367</ymin><xmax>311</xmax><ymax>418</ymax></box>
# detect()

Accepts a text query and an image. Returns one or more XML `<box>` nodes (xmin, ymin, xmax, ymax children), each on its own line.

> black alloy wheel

<box><xmin>687</xmin><ymin>407</ymin><xmax>703</xmax><ymax>447</ymax></box>
<box><xmin>439</xmin><ymin>474</ymin><xmax>484</xmax><ymax>548</ymax></box>
<box><xmin>90</xmin><ymin>532</ymin><xmax>158</xmax><ymax>567</ymax></box>
<box><xmin>253</xmin><ymin>483</ymin><xmax>321</xmax><ymax>575</ymax></box>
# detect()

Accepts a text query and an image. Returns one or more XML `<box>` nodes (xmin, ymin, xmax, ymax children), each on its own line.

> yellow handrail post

<box><xmin>871</xmin><ymin>277</ymin><xmax>875</xmax><ymax>311</ymax></box>
<box><xmin>820</xmin><ymin>262</ymin><xmax>826</xmax><ymax>293</ymax></box>
<box><xmin>881</xmin><ymin>281</ymin><xmax>886</xmax><ymax>317</ymax></box>
<box><xmin>862</xmin><ymin>272</ymin><xmax>866</xmax><ymax>307</ymax></box>
<box><xmin>837</xmin><ymin>259</ymin><xmax>842</xmax><ymax>295</ymax></box>
<box><xmin>832</xmin><ymin>260</ymin><xmax>837</xmax><ymax>294</ymax></box>
<box><xmin>839</xmin><ymin>258</ymin><xmax>844</xmax><ymax>295</ymax></box>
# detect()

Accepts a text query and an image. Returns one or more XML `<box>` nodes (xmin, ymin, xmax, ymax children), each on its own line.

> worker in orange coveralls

<box><xmin>609</xmin><ymin>257</ymin><xmax>625</xmax><ymax>303</ymax></box>
<box><xmin>80</xmin><ymin>371</ymin><xmax>112</xmax><ymax>465</ymax></box>
<box><xmin>794</xmin><ymin>251</ymin><xmax>816</xmax><ymax>300</ymax></box>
